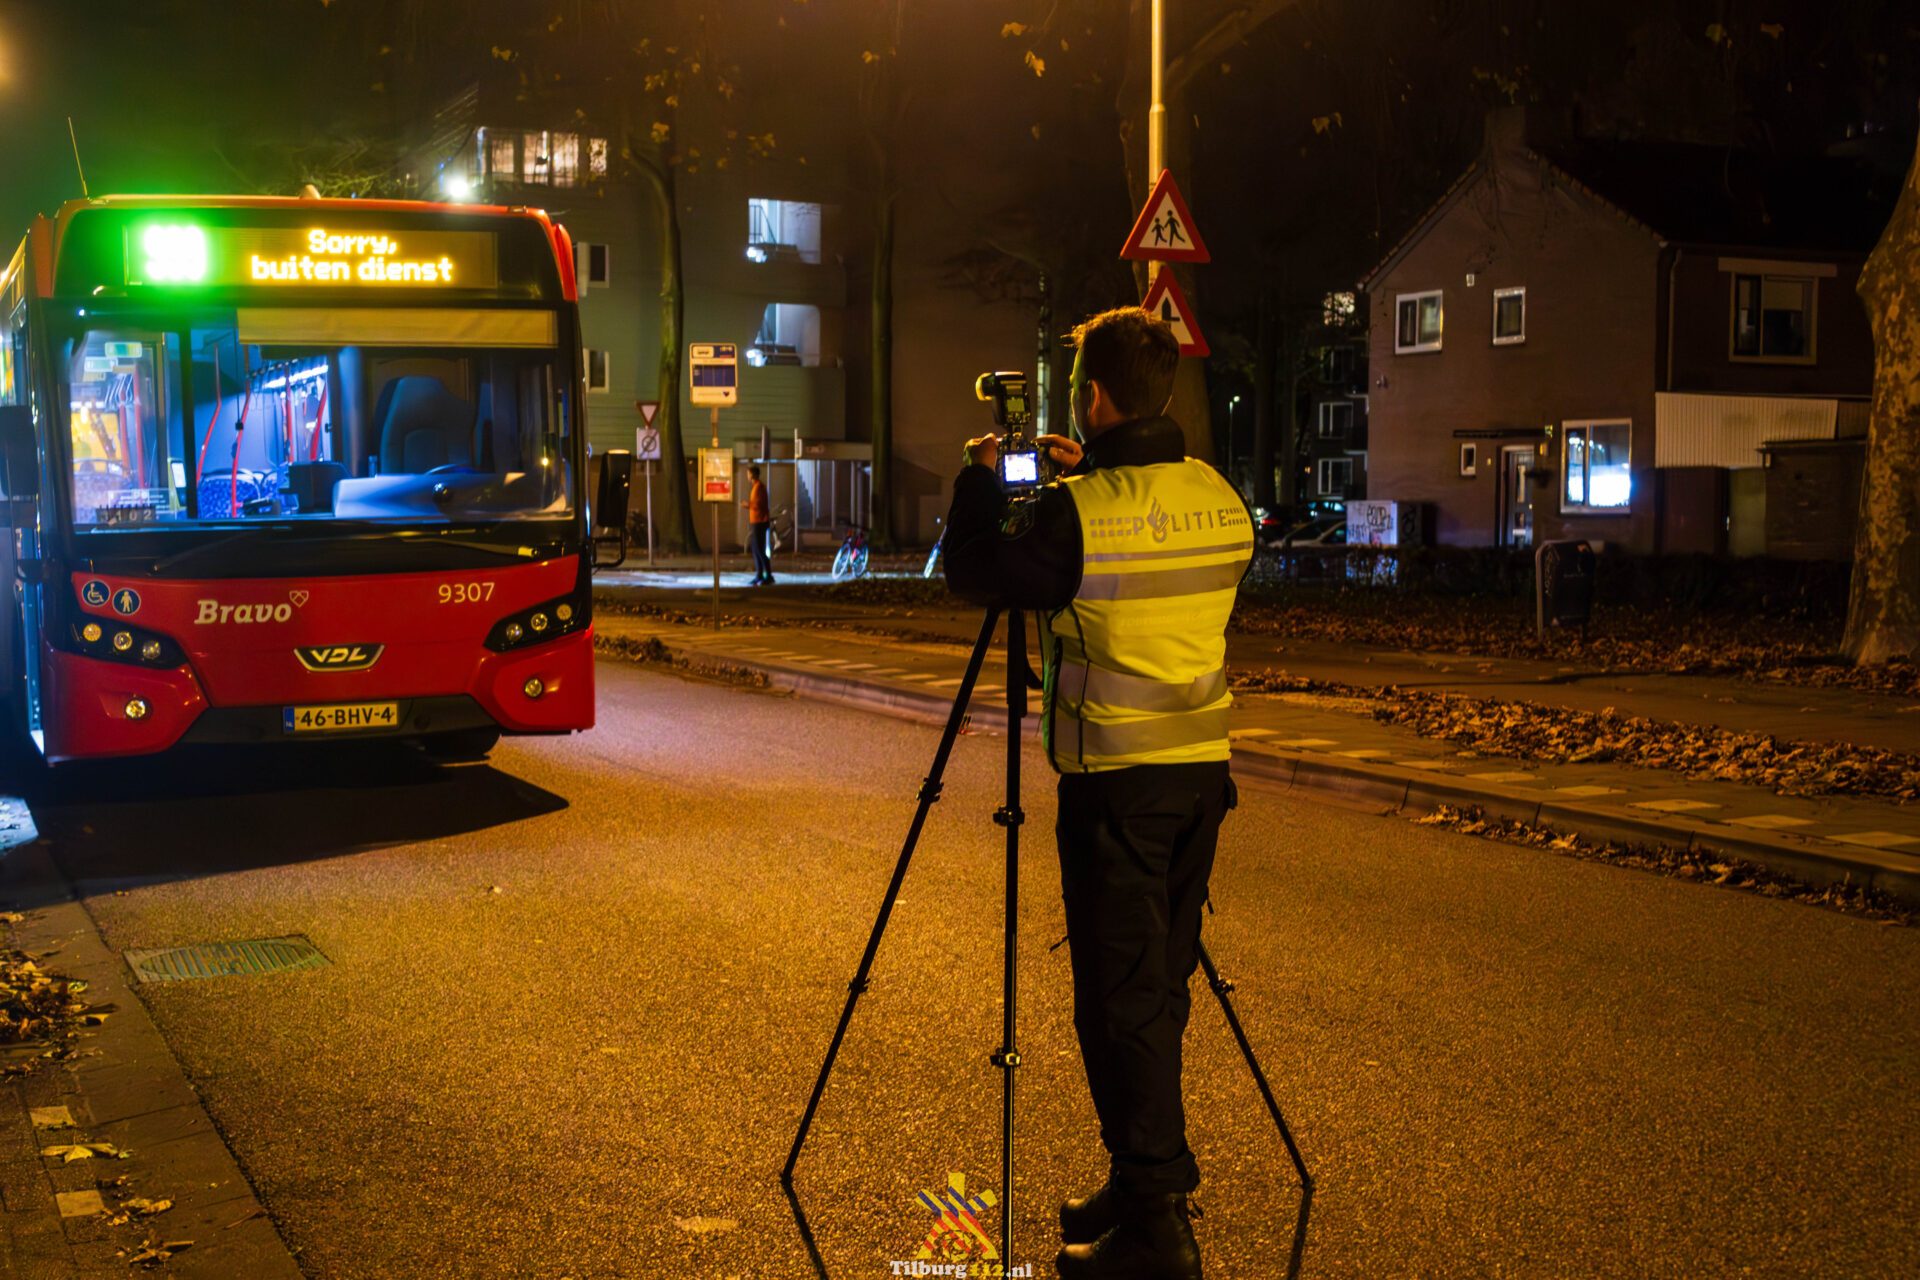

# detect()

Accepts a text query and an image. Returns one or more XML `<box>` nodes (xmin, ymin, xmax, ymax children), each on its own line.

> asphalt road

<box><xmin>17</xmin><ymin>660</ymin><xmax>1920</xmax><ymax>1278</ymax></box>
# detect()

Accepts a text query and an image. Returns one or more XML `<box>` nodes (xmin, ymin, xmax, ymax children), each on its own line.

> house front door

<box><xmin>1501</xmin><ymin>445</ymin><xmax>1534</xmax><ymax>547</ymax></box>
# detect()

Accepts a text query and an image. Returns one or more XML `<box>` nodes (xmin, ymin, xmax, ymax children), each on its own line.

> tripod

<box><xmin>783</xmin><ymin>606</ymin><xmax>1314</xmax><ymax>1270</ymax></box>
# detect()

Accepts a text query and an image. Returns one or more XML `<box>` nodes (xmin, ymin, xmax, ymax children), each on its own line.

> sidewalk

<box><xmin>595</xmin><ymin>609</ymin><xmax>1920</xmax><ymax>903</ymax></box>
<box><xmin>0</xmin><ymin>812</ymin><xmax>301</xmax><ymax>1279</ymax></box>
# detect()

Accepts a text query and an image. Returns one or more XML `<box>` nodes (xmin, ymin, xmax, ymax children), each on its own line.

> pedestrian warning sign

<box><xmin>1142</xmin><ymin>271</ymin><xmax>1209</xmax><ymax>358</ymax></box>
<box><xmin>1120</xmin><ymin>170</ymin><xmax>1210</xmax><ymax>264</ymax></box>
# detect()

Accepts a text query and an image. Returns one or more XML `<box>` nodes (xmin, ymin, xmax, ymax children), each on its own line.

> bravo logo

<box><xmin>194</xmin><ymin>589</ymin><xmax>308</xmax><ymax>625</ymax></box>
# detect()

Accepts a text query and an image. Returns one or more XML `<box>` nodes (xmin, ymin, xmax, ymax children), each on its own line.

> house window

<box><xmin>1321</xmin><ymin>345</ymin><xmax>1354</xmax><ymax>384</ymax></box>
<box><xmin>747</xmin><ymin>304</ymin><xmax>821</xmax><ymax>367</ymax></box>
<box><xmin>1317</xmin><ymin>401</ymin><xmax>1353</xmax><ymax>438</ymax></box>
<box><xmin>1732</xmin><ymin>273</ymin><xmax>1814</xmax><ymax>361</ymax></box>
<box><xmin>589</xmin><ymin>137</ymin><xmax>609</xmax><ymax>178</ymax></box>
<box><xmin>1561</xmin><ymin>420</ymin><xmax>1632</xmax><ymax>514</ymax></box>
<box><xmin>1394</xmin><ymin>290</ymin><xmax>1442</xmax><ymax>353</ymax></box>
<box><xmin>1493</xmin><ymin>287</ymin><xmax>1526</xmax><ymax>344</ymax></box>
<box><xmin>488</xmin><ymin>133</ymin><xmax>516</xmax><ymax>182</ymax></box>
<box><xmin>1322</xmin><ymin>291</ymin><xmax>1356</xmax><ymax>328</ymax></box>
<box><xmin>579</xmin><ymin>243</ymin><xmax>610</xmax><ymax>288</ymax></box>
<box><xmin>1316</xmin><ymin>457</ymin><xmax>1353</xmax><ymax>496</ymax></box>
<box><xmin>550</xmin><ymin>133</ymin><xmax>579</xmax><ymax>187</ymax></box>
<box><xmin>585</xmin><ymin>348</ymin><xmax>610</xmax><ymax>393</ymax></box>
<box><xmin>521</xmin><ymin>131</ymin><xmax>550</xmax><ymax>185</ymax></box>
<box><xmin>746</xmin><ymin>198</ymin><xmax>823</xmax><ymax>265</ymax></box>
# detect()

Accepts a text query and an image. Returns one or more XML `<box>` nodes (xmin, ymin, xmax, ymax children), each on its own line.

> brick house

<box><xmin>1360</xmin><ymin>108</ymin><xmax>1889</xmax><ymax>556</ymax></box>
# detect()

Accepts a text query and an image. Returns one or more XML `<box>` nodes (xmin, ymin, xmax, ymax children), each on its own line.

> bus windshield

<box><xmin>60</xmin><ymin>305</ymin><xmax>572</xmax><ymax>532</ymax></box>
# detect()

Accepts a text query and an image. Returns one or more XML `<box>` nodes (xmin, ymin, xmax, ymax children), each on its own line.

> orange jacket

<box><xmin>746</xmin><ymin>479</ymin><xmax>770</xmax><ymax>524</ymax></box>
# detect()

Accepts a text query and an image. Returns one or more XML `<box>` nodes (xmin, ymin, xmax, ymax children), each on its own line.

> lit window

<box><xmin>1561</xmin><ymin>420</ymin><xmax>1632</xmax><ymax>513</ymax></box>
<box><xmin>1493</xmin><ymin>287</ymin><xmax>1525</xmax><ymax>344</ymax></box>
<box><xmin>550</xmin><ymin>133</ymin><xmax>579</xmax><ymax>187</ymax></box>
<box><xmin>1732</xmin><ymin>273</ymin><xmax>1814</xmax><ymax>361</ymax></box>
<box><xmin>747</xmin><ymin>304</ymin><xmax>821</xmax><ymax>367</ymax></box>
<box><xmin>522</xmin><ymin>131</ymin><xmax>550</xmax><ymax>185</ymax></box>
<box><xmin>1322</xmin><ymin>291</ymin><xmax>1356</xmax><ymax>327</ymax></box>
<box><xmin>586</xmin><ymin>348</ymin><xmax>610</xmax><ymax>393</ymax></box>
<box><xmin>589</xmin><ymin>137</ymin><xmax>609</xmax><ymax>178</ymax></box>
<box><xmin>488</xmin><ymin>133</ymin><xmax>515</xmax><ymax>181</ymax></box>
<box><xmin>746</xmin><ymin>198</ymin><xmax>823</xmax><ymax>265</ymax></box>
<box><xmin>1394</xmin><ymin>290</ymin><xmax>1442</xmax><ymax>353</ymax></box>
<box><xmin>1316</xmin><ymin>457</ymin><xmax>1353</xmax><ymax>496</ymax></box>
<box><xmin>1317</xmin><ymin>401</ymin><xmax>1353</xmax><ymax>437</ymax></box>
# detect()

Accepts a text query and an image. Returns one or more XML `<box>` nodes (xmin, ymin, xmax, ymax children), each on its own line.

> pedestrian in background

<box><xmin>745</xmin><ymin>465</ymin><xmax>774</xmax><ymax>585</ymax></box>
<box><xmin>945</xmin><ymin>306</ymin><xmax>1253</xmax><ymax>1279</ymax></box>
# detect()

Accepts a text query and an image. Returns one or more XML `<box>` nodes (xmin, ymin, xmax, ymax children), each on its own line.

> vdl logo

<box><xmin>295</xmin><ymin>645</ymin><xmax>384</xmax><ymax>673</ymax></box>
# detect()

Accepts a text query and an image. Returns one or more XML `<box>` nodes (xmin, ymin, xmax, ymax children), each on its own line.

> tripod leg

<box><xmin>1197</xmin><ymin>942</ymin><xmax>1313</xmax><ymax>1191</ymax></box>
<box><xmin>990</xmin><ymin>607</ymin><xmax>1027</xmax><ymax>1265</ymax></box>
<box><xmin>783</xmin><ymin>608</ymin><xmax>1003</xmax><ymax>1186</ymax></box>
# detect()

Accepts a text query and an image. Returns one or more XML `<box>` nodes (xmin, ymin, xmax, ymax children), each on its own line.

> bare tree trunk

<box><xmin>1844</xmin><ymin>119</ymin><xmax>1920</xmax><ymax>664</ymax></box>
<box><xmin>869</xmin><ymin>189</ymin><xmax>897</xmax><ymax>549</ymax></box>
<box><xmin>1279</xmin><ymin>313</ymin><xmax>1301</xmax><ymax>513</ymax></box>
<box><xmin>640</xmin><ymin>155</ymin><xmax>697</xmax><ymax>553</ymax></box>
<box><xmin>1252</xmin><ymin>288</ymin><xmax>1276</xmax><ymax>508</ymax></box>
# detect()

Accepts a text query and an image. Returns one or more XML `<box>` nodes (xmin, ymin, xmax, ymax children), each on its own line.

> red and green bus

<box><xmin>0</xmin><ymin>195</ymin><xmax>597</xmax><ymax>763</ymax></box>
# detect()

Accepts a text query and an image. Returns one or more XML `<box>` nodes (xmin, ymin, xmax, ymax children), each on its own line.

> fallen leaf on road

<box><xmin>125</xmin><ymin>1239</ymin><xmax>194</xmax><ymax>1268</ymax></box>
<box><xmin>40</xmin><ymin>1142</ymin><xmax>131</xmax><ymax>1162</ymax></box>
<box><xmin>123</xmin><ymin>1198</ymin><xmax>171</xmax><ymax>1216</ymax></box>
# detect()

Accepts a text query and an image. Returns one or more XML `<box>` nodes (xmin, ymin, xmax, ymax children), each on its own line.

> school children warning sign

<box><xmin>1120</xmin><ymin>170</ymin><xmax>1211</xmax><ymax>264</ymax></box>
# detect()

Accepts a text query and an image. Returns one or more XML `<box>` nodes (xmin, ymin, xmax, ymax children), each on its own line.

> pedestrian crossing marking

<box><xmin>812</xmin><ymin>658</ymin><xmax>853</xmax><ymax>667</ymax></box>
<box><xmin>1228</xmin><ymin>728</ymin><xmax>1277</xmax><ymax>739</ymax></box>
<box><xmin>841</xmin><ymin>662</ymin><xmax>878</xmax><ymax>670</ymax></box>
<box><xmin>1827</xmin><ymin>830</ymin><xmax>1920</xmax><ymax>850</ymax></box>
<box><xmin>1337</xmin><ymin>749</ymin><xmax>1392</xmax><ymax>760</ymax></box>
<box><xmin>928</xmin><ymin>677</ymin><xmax>966</xmax><ymax>688</ymax></box>
<box><xmin>1271</xmin><ymin>737</ymin><xmax>1337</xmax><ymax>749</ymax></box>
<box><xmin>1555</xmin><ymin>785</ymin><xmax>1622</xmax><ymax>797</ymax></box>
<box><xmin>1725</xmin><ymin>814</ymin><xmax>1815</xmax><ymax>830</ymax></box>
<box><xmin>1395</xmin><ymin>759</ymin><xmax>1451</xmax><ymax>770</ymax></box>
<box><xmin>1470</xmin><ymin>771</ymin><xmax>1539</xmax><ymax>784</ymax></box>
<box><xmin>1630</xmin><ymin>799</ymin><xmax>1721</xmax><ymax>813</ymax></box>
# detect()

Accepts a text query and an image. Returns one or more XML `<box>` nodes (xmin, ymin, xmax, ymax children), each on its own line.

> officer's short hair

<box><xmin>1071</xmin><ymin>306</ymin><xmax>1179</xmax><ymax>420</ymax></box>
<box><xmin>749</xmin><ymin>465</ymin><xmax>761</xmax><ymax>478</ymax></box>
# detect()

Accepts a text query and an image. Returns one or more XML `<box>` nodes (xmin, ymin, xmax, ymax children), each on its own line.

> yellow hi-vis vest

<box><xmin>1041</xmin><ymin>458</ymin><xmax>1254</xmax><ymax>773</ymax></box>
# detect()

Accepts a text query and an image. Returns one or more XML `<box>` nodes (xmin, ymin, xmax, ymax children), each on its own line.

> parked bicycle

<box><xmin>832</xmin><ymin>522</ymin><xmax>871</xmax><ymax>581</ymax></box>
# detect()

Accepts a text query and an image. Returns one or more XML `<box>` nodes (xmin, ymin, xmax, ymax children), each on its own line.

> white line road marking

<box><xmin>1828</xmin><ymin>830</ymin><xmax>1920</xmax><ymax>850</ymax></box>
<box><xmin>1555</xmin><ymin>785</ymin><xmax>1622</xmax><ymax>798</ymax></box>
<box><xmin>1725</xmin><ymin>814</ymin><xmax>1816</xmax><ymax>830</ymax></box>
<box><xmin>1396</xmin><ymin>760</ymin><xmax>1451</xmax><ymax>770</ymax></box>
<box><xmin>840</xmin><ymin>663</ymin><xmax>878</xmax><ymax>670</ymax></box>
<box><xmin>811</xmin><ymin>659</ymin><xmax>853</xmax><ymax>667</ymax></box>
<box><xmin>1471</xmin><ymin>771</ymin><xmax>1540</xmax><ymax>784</ymax></box>
<box><xmin>1630</xmin><ymin>799</ymin><xmax>1721</xmax><ymax>813</ymax></box>
<box><xmin>1228</xmin><ymin>728</ymin><xmax>1277</xmax><ymax>739</ymax></box>
<box><xmin>1338</xmin><ymin>749</ymin><xmax>1393</xmax><ymax>760</ymax></box>
<box><xmin>1271</xmin><ymin>738</ymin><xmax>1337</xmax><ymax>749</ymax></box>
<box><xmin>928</xmin><ymin>677</ymin><xmax>967</xmax><ymax>688</ymax></box>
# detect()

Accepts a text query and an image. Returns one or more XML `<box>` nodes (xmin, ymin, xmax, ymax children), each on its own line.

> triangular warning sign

<box><xmin>637</xmin><ymin>400</ymin><xmax>660</xmax><ymax>427</ymax></box>
<box><xmin>1142</xmin><ymin>271</ymin><xmax>1209</xmax><ymax>358</ymax></box>
<box><xmin>1121</xmin><ymin>170</ymin><xmax>1210</xmax><ymax>264</ymax></box>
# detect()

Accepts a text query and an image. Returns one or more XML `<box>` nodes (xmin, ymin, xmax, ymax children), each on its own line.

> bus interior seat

<box><xmin>374</xmin><ymin>376</ymin><xmax>476</xmax><ymax>474</ymax></box>
<box><xmin>286</xmin><ymin>461</ymin><xmax>348</xmax><ymax>514</ymax></box>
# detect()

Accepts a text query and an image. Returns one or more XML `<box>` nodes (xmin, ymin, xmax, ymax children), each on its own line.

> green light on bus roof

<box><xmin>140</xmin><ymin>224</ymin><xmax>207</xmax><ymax>284</ymax></box>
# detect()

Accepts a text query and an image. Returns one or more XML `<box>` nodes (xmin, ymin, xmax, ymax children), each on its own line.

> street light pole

<box><xmin>1147</xmin><ymin>0</ymin><xmax>1165</xmax><ymax>286</ymax></box>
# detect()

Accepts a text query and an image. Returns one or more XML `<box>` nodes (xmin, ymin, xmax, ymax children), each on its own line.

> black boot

<box><xmin>1060</xmin><ymin>1181</ymin><xmax>1122</xmax><ymax>1246</ymax></box>
<box><xmin>1056</xmin><ymin>1193</ymin><xmax>1202</xmax><ymax>1280</ymax></box>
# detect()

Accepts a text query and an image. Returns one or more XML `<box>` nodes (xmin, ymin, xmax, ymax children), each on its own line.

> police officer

<box><xmin>944</xmin><ymin>306</ymin><xmax>1252</xmax><ymax>1279</ymax></box>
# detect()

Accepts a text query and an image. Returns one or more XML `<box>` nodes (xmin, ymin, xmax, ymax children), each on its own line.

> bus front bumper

<box><xmin>40</xmin><ymin>628</ymin><xmax>595</xmax><ymax>762</ymax></box>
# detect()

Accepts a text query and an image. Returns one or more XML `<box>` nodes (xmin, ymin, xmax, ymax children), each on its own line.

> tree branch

<box><xmin>1165</xmin><ymin>0</ymin><xmax>1303</xmax><ymax>96</ymax></box>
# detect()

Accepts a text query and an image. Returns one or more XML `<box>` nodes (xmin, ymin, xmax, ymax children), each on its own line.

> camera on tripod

<box><xmin>975</xmin><ymin>370</ymin><xmax>1049</xmax><ymax>491</ymax></box>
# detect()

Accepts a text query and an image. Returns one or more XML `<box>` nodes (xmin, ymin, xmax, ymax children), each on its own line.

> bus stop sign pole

<box><xmin>689</xmin><ymin>344</ymin><xmax>740</xmax><ymax>631</ymax></box>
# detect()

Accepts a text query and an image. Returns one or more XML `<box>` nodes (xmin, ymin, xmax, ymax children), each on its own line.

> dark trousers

<box><xmin>749</xmin><ymin>521</ymin><xmax>772</xmax><ymax>579</ymax></box>
<box><xmin>1056</xmin><ymin>760</ymin><xmax>1234</xmax><ymax>1197</ymax></box>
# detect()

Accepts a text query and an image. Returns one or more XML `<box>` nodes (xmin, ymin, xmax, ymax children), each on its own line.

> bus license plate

<box><xmin>282</xmin><ymin>702</ymin><xmax>400</xmax><ymax>734</ymax></box>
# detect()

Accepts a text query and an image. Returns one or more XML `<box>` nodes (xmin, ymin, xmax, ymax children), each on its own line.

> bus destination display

<box><xmin>125</xmin><ymin>223</ymin><xmax>499</xmax><ymax>290</ymax></box>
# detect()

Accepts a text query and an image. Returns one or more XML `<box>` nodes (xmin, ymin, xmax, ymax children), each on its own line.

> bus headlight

<box><xmin>486</xmin><ymin>595</ymin><xmax>588</xmax><ymax>652</ymax></box>
<box><xmin>71</xmin><ymin>620</ymin><xmax>181</xmax><ymax>668</ymax></box>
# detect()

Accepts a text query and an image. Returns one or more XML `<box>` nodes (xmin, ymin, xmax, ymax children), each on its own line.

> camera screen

<box><xmin>1000</xmin><ymin>450</ymin><xmax>1040</xmax><ymax>485</ymax></box>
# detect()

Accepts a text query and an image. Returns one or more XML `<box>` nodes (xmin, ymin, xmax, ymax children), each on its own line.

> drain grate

<box><xmin>124</xmin><ymin>936</ymin><xmax>330</xmax><ymax>983</ymax></box>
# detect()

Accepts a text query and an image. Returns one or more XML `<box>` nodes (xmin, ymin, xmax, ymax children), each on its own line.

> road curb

<box><xmin>626</xmin><ymin>632</ymin><xmax>1920</xmax><ymax>905</ymax></box>
<box><xmin>0</xmin><ymin>831</ymin><xmax>303</xmax><ymax>1279</ymax></box>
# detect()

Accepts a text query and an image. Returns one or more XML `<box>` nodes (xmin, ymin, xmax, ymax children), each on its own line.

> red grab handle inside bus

<box><xmin>228</xmin><ymin>377</ymin><xmax>253</xmax><ymax>518</ymax></box>
<box><xmin>309</xmin><ymin>381</ymin><xmax>328</xmax><ymax>461</ymax></box>
<box><xmin>195</xmin><ymin>348</ymin><xmax>222</xmax><ymax>486</ymax></box>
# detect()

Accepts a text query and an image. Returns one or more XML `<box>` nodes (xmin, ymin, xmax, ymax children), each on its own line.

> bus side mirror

<box><xmin>0</xmin><ymin>405</ymin><xmax>36</xmax><ymax>499</ymax></box>
<box><xmin>596</xmin><ymin>448</ymin><xmax>633</xmax><ymax>532</ymax></box>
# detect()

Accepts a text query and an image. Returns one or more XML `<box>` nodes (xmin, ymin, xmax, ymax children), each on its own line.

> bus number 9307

<box><xmin>438</xmin><ymin>582</ymin><xmax>497</xmax><ymax>604</ymax></box>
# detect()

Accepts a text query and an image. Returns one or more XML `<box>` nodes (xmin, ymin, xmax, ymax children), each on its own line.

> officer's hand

<box><xmin>1038</xmin><ymin>434</ymin><xmax>1083</xmax><ymax>469</ymax></box>
<box><xmin>964</xmin><ymin>434</ymin><xmax>999</xmax><ymax>470</ymax></box>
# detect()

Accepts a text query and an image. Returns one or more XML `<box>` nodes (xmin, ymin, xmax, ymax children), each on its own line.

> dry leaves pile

<box><xmin>1417</xmin><ymin>804</ymin><xmax>1913</xmax><ymax>924</ymax></box>
<box><xmin>1230</xmin><ymin>596</ymin><xmax>1920</xmax><ymax>697</ymax></box>
<box><xmin>1375</xmin><ymin>689</ymin><xmax>1920</xmax><ymax>801</ymax></box>
<box><xmin>1</xmin><ymin>945</ymin><xmax>112</xmax><ymax>1065</ymax></box>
